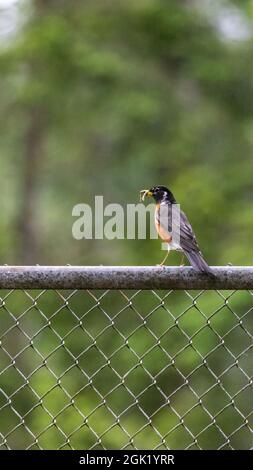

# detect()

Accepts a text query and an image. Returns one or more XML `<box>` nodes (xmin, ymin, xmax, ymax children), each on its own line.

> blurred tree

<box><xmin>0</xmin><ymin>0</ymin><xmax>253</xmax><ymax>265</ymax></box>
<box><xmin>0</xmin><ymin>0</ymin><xmax>253</xmax><ymax>451</ymax></box>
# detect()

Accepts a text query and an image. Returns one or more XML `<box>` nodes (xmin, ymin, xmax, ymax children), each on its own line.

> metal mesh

<box><xmin>0</xmin><ymin>284</ymin><xmax>252</xmax><ymax>450</ymax></box>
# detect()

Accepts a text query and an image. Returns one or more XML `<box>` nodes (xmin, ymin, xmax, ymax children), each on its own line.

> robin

<box><xmin>140</xmin><ymin>185</ymin><xmax>214</xmax><ymax>276</ymax></box>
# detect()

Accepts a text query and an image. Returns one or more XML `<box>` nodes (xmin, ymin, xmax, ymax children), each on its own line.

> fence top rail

<box><xmin>0</xmin><ymin>266</ymin><xmax>252</xmax><ymax>290</ymax></box>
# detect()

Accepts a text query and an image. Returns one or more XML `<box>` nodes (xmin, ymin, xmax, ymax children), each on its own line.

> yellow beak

<box><xmin>139</xmin><ymin>189</ymin><xmax>153</xmax><ymax>202</ymax></box>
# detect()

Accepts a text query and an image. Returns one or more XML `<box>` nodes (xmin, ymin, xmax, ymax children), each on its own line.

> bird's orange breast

<box><xmin>155</xmin><ymin>203</ymin><xmax>172</xmax><ymax>243</ymax></box>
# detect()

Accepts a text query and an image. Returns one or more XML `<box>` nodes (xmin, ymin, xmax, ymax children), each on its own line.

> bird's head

<box><xmin>140</xmin><ymin>185</ymin><xmax>176</xmax><ymax>203</ymax></box>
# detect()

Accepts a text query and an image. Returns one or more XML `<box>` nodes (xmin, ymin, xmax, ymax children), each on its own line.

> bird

<box><xmin>140</xmin><ymin>185</ymin><xmax>214</xmax><ymax>276</ymax></box>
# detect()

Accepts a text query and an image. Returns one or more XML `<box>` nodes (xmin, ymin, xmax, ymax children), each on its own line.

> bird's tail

<box><xmin>185</xmin><ymin>250</ymin><xmax>215</xmax><ymax>277</ymax></box>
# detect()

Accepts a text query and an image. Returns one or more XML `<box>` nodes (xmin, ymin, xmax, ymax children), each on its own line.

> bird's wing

<box><xmin>179</xmin><ymin>211</ymin><xmax>214</xmax><ymax>275</ymax></box>
<box><xmin>158</xmin><ymin>206</ymin><xmax>200</xmax><ymax>252</ymax></box>
<box><xmin>178</xmin><ymin>210</ymin><xmax>201</xmax><ymax>253</ymax></box>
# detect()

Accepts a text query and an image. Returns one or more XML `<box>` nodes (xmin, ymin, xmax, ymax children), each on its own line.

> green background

<box><xmin>0</xmin><ymin>0</ymin><xmax>252</xmax><ymax>449</ymax></box>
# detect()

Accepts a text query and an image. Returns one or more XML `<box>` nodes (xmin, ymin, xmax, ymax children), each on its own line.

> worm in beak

<box><xmin>139</xmin><ymin>189</ymin><xmax>153</xmax><ymax>202</ymax></box>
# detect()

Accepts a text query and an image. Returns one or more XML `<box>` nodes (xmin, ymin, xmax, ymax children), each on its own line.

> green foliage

<box><xmin>0</xmin><ymin>0</ymin><xmax>253</xmax><ymax>450</ymax></box>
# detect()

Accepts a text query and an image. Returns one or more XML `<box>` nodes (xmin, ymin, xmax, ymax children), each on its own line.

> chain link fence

<box><xmin>0</xmin><ymin>267</ymin><xmax>252</xmax><ymax>450</ymax></box>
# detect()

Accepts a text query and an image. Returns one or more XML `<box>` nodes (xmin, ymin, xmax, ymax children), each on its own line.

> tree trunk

<box><xmin>17</xmin><ymin>107</ymin><xmax>43</xmax><ymax>264</ymax></box>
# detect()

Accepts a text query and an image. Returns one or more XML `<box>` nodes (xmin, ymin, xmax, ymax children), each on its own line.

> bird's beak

<box><xmin>140</xmin><ymin>189</ymin><xmax>153</xmax><ymax>202</ymax></box>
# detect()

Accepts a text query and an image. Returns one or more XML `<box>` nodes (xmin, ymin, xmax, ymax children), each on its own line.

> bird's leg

<box><xmin>180</xmin><ymin>253</ymin><xmax>185</xmax><ymax>267</ymax></box>
<box><xmin>157</xmin><ymin>250</ymin><xmax>170</xmax><ymax>267</ymax></box>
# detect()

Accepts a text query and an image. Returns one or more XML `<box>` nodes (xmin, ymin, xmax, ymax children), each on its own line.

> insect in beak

<box><xmin>139</xmin><ymin>189</ymin><xmax>153</xmax><ymax>202</ymax></box>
